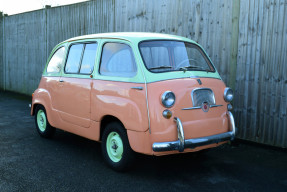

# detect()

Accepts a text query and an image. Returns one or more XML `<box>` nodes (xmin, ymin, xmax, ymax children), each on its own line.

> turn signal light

<box><xmin>163</xmin><ymin>109</ymin><xmax>172</xmax><ymax>119</ymax></box>
<box><xmin>227</xmin><ymin>104</ymin><xmax>233</xmax><ymax>111</ymax></box>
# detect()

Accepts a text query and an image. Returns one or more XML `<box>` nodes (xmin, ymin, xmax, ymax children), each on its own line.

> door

<box><xmin>91</xmin><ymin>40</ymin><xmax>149</xmax><ymax>132</ymax></box>
<box><xmin>56</xmin><ymin>42</ymin><xmax>98</xmax><ymax>128</ymax></box>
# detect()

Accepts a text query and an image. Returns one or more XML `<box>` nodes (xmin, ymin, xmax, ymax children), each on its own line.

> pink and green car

<box><xmin>31</xmin><ymin>32</ymin><xmax>235</xmax><ymax>171</ymax></box>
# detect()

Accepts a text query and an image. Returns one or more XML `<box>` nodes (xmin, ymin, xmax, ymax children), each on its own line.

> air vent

<box><xmin>192</xmin><ymin>88</ymin><xmax>215</xmax><ymax>107</ymax></box>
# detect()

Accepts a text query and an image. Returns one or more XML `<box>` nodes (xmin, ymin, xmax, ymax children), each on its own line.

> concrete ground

<box><xmin>0</xmin><ymin>91</ymin><xmax>287</xmax><ymax>192</ymax></box>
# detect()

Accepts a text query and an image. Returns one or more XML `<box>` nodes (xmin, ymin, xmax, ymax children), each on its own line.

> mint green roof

<box><xmin>48</xmin><ymin>32</ymin><xmax>221</xmax><ymax>83</ymax></box>
<box><xmin>63</xmin><ymin>32</ymin><xmax>198</xmax><ymax>44</ymax></box>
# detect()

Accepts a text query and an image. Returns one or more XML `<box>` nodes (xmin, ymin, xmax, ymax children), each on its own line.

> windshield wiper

<box><xmin>149</xmin><ymin>66</ymin><xmax>172</xmax><ymax>70</ymax></box>
<box><xmin>179</xmin><ymin>65</ymin><xmax>209</xmax><ymax>72</ymax></box>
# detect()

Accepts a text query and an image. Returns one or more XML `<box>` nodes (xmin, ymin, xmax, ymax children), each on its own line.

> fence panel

<box><xmin>235</xmin><ymin>0</ymin><xmax>287</xmax><ymax>147</ymax></box>
<box><xmin>0</xmin><ymin>13</ymin><xmax>3</xmax><ymax>89</ymax></box>
<box><xmin>114</xmin><ymin>0</ymin><xmax>234</xmax><ymax>84</ymax></box>
<box><xmin>2</xmin><ymin>10</ymin><xmax>46</xmax><ymax>94</ymax></box>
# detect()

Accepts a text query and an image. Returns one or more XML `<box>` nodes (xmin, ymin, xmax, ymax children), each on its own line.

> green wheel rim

<box><xmin>106</xmin><ymin>132</ymin><xmax>123</xmax><ymax>163</ymax></box>
<box><xmin>37</xmin><ymin>109</ymin><xmax>47</xmax><ymax>132</ymax></box>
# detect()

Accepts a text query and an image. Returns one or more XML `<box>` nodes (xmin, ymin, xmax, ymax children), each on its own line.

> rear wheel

<box><xmin>35</xmin><ymin>105</ymin><xmax>55</xmax><ymax>138</ymax></box>
<box><xmin>101</xmin><ymin>122</ymin><xmax>135</xmax><ymax>171</ymax></box>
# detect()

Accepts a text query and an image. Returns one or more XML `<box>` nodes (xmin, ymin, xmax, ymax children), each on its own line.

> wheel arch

<box><xmin>31</xmin><ymin>103</ymin><xmax>42</xmax><ymax>116</ymax></box>
<box><xmin>100</xmin><ymin>115</ymin><xmax>125</xmax><ymax>141</ymax></box>
<box><xmin>31</xmin><ymin>103</ymin><xmax>37</xmax><ymax>116</ymax></box>
<box><xmin>31</xmin><ymin>88</ymin><xmax>54</xmax><ymax>123</ymax></box>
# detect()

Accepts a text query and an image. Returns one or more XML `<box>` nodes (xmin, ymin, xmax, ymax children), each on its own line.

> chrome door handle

<box><xmin>131</xmin><ymin>86</ymin><xmax>143</xmax><ymax>90</ymax></box>
<box><xmin>59</xmin><ymin>79</ymin><xmax>65</xmax><ymax>83</ymax></box>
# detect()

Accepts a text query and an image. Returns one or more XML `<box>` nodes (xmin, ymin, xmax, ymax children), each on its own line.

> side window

<box><xmin>65</xmin><ymin>44</ymin><xmax>84</xmax><ymax>73</ymax></box>
<box><xmin>80</xmin><ymin>43</ymin><xmax>98</xmax><ymax>74</ymax></box>
<box><xmin>99</xmin><ymin>43</ymin><xmax>137</xmax><ymax>77</ymax></box>
<box><xmin>47</xmin><ymin>47</ymin><xmax>66</xmax><ymax>73</ymax></box>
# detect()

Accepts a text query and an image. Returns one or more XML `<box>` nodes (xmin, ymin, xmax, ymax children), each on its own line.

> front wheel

<box><xmin>101</xmin><ymin>122</ymin><xmax>135</xmax><ymax>171</ymax></box>
<box><xmin>35</xmin><ymin>105</ymin><xmax>55</xmax><ymax>138</ymax></box>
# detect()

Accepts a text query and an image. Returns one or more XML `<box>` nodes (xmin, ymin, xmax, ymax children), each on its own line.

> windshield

<box><xmin>139</xmin><ymin>41</ymin><xmax>215</xmax><ymax>73</ymax></box>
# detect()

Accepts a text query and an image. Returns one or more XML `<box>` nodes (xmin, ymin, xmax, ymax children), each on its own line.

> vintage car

<box><xmin>31</xmin><ymin>32</ymin><xmax>235</xmax><ymax>171</ymax></box>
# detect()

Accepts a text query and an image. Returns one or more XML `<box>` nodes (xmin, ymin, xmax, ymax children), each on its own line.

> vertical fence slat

<box><xmin>0</xmin><ymin>13</ymin><xmax>3</xmax><ymax>89</ymax></box>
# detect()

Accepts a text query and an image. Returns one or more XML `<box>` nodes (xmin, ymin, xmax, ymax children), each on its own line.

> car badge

<box><xmin>201</xmin><ymin>102</ymin><xmax>209</xmax><ymax>112</ymax></box>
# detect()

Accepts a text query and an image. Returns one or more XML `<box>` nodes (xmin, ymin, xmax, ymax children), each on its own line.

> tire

<box><xmin>35</xmin><ymin>105</ymin><xmax>55</xmax><ymax>138</ymax></box>
<box><xmin>101</xmin><ymin>122</ymin><xmax>135</xmax><ymax>171</ymax></box>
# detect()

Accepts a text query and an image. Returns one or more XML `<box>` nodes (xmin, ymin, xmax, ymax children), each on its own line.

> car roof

<box><xmin>62</xmin><ymin>32</ymin><xmax>196</xmax><ymax>44</ymax></box>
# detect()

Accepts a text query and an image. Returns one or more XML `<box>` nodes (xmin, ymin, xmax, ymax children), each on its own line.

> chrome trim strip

<box><xmin>136</xmin><ymin>52</ymin><xmax>151</xmax><ymax>134</ymax></box>
<box><xmin>144</xmin><ymin>77</ymin><xmax>151</xmax><ymax>134</ymax></box>
<box><xmin>145</xmin><ymin>76</ymin><xmax>222</xmax><ymax>83</ymax></box>
<box><xmin>131</xmin><ymin>86</ymin><xmax>143</xmax><ymax>90</ymax></box>
<box><xmin>210</xmin><ymin>104</ymin><xmax>223</xmax><ymax>108</ymax></box>
<box><xmin>182</xmin><ymin>104</ymin><xmax>222</xmax><ymax>110</ymax></box>
<box><xmin>182</xmin><ymin>106</ymin><xmax>201</xmax><ymax>110</ymax></box>
<box><xmin>152</xmin><ymin>112</ymin><xmax>236</xmax><ymax>152</ymax></box>
<box><xmin>42</xmin><ymin>75</ymin><xmax>146</xmax><ymax>83</ymax></box>
<box><xmin>41</xmin><ymin>76</ymin><xmax>222</xmax><ymax>84</ymax></box>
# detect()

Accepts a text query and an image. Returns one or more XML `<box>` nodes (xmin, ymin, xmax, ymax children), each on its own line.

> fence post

<box><xmin>230</xmin><ymin>0</ymin><xmax>240</xmax><ymax>91</ymax></box>
<box><xmin>0</xmin><ymin>12</ymin><xmax>4</xmax><ymax>90</ymax></box>
<box><xmin>45</xmin><ymin>5</ymin><xmax>51</xmax><ymax>59</ymax></box>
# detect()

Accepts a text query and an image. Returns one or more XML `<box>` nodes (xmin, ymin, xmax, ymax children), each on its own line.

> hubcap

<box><xmin>37</xmin><ymin>109</ymin><xmax>47</xmax><ymax>132</ymax></box>
<box><xmin>106</xmin><ymin>132</ymin><xmax>123</xmax><ymax>162</ymax></box>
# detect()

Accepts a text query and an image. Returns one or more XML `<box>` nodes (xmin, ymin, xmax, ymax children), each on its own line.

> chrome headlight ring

<box><xmin>161</xmin><ymin>91</ymin><xmax>176</xmax><ymax>108</ymax></box>
<box><xmin>224</xmin><ymin>87</ymin><xmax>234</xmax><ymax>102</ymax></box>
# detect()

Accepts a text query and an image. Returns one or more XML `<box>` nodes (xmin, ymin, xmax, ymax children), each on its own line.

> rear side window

<box><xmin>64</xmin><ymin>43</ymin><xmax>98</xmax><ymax>74</ymax></box>
<box><xmin>47</xmin><ymin>47</ymin><xmax>66</xmax><ymax>73</ymax></box>
<box><xmin>80</xmin><ymin>44</ymin><xmax>98</xmax><ymax>74</ymax></box>
<box><xmin>99</xmin><ymin>43</ymin><xmax>137</xmax><ymax>77</ymax></box>
<box><xmin>65</xmin><ymin>44</ymin><xmax>84</xmax><ymax>73</ymax></box>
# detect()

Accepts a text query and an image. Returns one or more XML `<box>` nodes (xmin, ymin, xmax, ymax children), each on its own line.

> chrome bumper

<box><xmin>152</xmin><ymin>111</ymin><xmax>236</xmax><ymax>152</ymax></box>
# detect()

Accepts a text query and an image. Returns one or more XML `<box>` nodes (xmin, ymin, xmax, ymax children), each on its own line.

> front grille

<box><xmin>192</xmin><ymin>88</ymin><xmax>215</xmax><ymax>107</ymax></box>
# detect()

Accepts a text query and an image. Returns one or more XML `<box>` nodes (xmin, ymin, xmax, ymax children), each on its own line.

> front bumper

<box><xmin>152</xmin><ymin>111</ymin><xmax>236</xmax><ymax>152</ymax></box>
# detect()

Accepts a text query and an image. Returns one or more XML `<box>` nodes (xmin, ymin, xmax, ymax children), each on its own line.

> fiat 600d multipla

<box><xmin>31</xmin><ymin>32</ymin><xmax>235</xmax><ymax>171</ymax></box>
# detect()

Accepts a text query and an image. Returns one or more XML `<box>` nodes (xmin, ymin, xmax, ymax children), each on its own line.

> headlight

<box><xmin>224</xmin><ymin>87</ymin><xmax>233</xmax><ymax>102</ymax></box>
<box><xmin>161</xmin><ymin>91</ymin><xmax>175</xmax><ymax>108</ymax></box>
